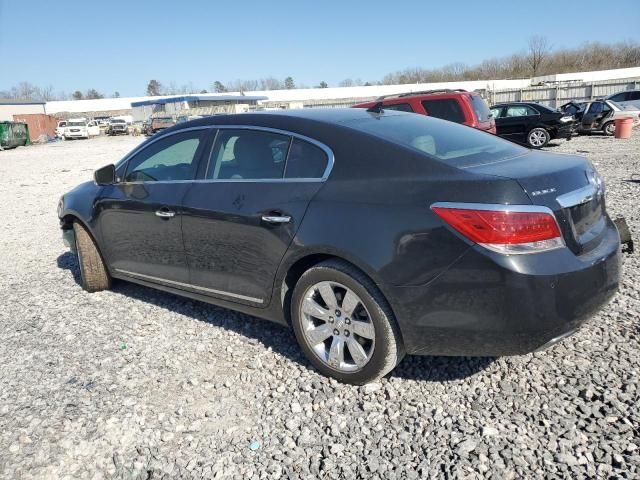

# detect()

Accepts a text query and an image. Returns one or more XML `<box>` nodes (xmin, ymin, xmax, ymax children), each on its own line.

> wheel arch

<box><xmin>277</xmin><ymin>250</ymin><xmax>403</xmax><ymax>345</ymax></box>
<box><xmin>60</xmin><ymin>211</ymin><xmax>108</xmax><ymax>265</ymax></box>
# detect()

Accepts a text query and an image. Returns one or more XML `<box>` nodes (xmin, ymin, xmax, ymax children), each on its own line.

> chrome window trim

<box><xmin>431</xmin><ymin>202</ymin><xmax>556</xmax><ymax>215</ymax></box>
<box><xmin>556</xmin><ymin>184</ymin><xmax>598</xmax><ymax>208</ymax></box>
<box><xmin>114</xmin><ymin>124</ymin><xmax>335</xmax><ymax>185</ymax></box>
<box><xmin>120</xmin><ymin>126</ymin><xmax>211</xmax><ymax>183</ymax></box>
<box><xmin>114</xmin><ymin>268</ymin><xmax>264</xmax><ymax>304</ymax></box>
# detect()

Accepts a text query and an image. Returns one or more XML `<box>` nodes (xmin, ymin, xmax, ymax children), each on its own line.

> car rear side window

<box><xmin>469</xmin><ymin>95</ymin><xmax>491</xmax><ymax>122</ymax></box>
<box><xmin>124</xmin><ymin>130</ymin><xmax>206</xmax><ymax>182</ymax></box>
<box><xmin>381</xmin><ymin>103</ymin><xmax>414</xmax><ymax>113</ymax></box>
<box><xmin>285</xmin><ymin>138</ymin><xmax>328</xmax><ymax>179</ymax></box>
<box><xmin>505</xmin><ymin>105</ymin><xmax>538</xmax><ymax>117</ymax></box>
<box><xmin>421</xmin><ymin>99</ymin><xmax>465</xmax><ymax>123</ymax></box>
<box><xmin>345</xmin><ymin>113</ymin><xmax>526</xmax><ymax>168</ymax></box>
<box><xmin>207</xmin><ymin>129</ymin><xmax>290</xmax><ymax>180</ymax></box>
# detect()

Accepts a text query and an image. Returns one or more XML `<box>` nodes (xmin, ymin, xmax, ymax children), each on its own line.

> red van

<box><xmin>353</xmin><ymin>89</ymin><xmax>496</xmax><ymax>134</ymax></box>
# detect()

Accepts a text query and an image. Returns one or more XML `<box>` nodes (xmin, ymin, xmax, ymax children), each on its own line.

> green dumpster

<box><xmin>0</xmin><ymin>121</ymin><xmax>30</xmax><ymax>149</ymax></box>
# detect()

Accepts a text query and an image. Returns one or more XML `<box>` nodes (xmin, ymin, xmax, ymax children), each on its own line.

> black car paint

<box><xmin>491</xmin><ymin>102</ymin><xmax>574</xmax><ymax>144</ymax></box>
<box><xmin>60</xmin><ymin>109</ymin><xmax>620</xmax><ymax>356</ymax></box>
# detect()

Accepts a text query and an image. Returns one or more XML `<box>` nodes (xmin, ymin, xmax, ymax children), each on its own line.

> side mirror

<box><xmin>94</xmin><ymin>164</ymin><xmax>116</xmax><ymax>185</ymax></box>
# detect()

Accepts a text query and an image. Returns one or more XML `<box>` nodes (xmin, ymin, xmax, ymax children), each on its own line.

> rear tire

<box><xmin>290</xmin><ymin>259</ymin><xmax>404</xmax><ymax>385</ymax></box>
<box><xmin>73</xmin><ymin>222</ymin><xmax>111</xmax><ymax>292</ymax></box>
<box><xmin>603</xmin><ymin>121</ymin><xmax>615</xmax><ymax>136</ymax></box>
<box><xmin>527</xmin><ymin>127</ymin><xmax>550</xmax><ymax>148</ymax></box>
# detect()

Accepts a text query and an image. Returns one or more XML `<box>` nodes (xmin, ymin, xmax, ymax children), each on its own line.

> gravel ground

<box><xmin>0</xmin><ymin>132</ymin><xmax>639</xmax><ymax>479</ymax></box>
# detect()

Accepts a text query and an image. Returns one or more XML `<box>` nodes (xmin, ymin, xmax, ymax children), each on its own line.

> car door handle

<box><xmin>261</xmin><ymin>215</ymin><xmax>291</xmax><ymax>224</ymax></box>
<box><xmin>155</xmin><ymin>209</ymin><xmax>176</xmax><ymax>218</ymax></box>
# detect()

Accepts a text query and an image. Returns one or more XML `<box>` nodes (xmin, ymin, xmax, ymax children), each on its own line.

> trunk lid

<box><xmin>466</xmin><ymin>150</ymin><xmax>606</xmax><ymax>255</ymax></box>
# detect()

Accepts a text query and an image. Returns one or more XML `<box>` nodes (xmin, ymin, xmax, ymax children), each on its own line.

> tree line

<box><xmin>2</xmin><ymin>39</ymin><xmax>639</xmax><ymax>101</ymax></box>
<box><xmin>381</xmin><ymin>38</ymin><xmax>640</xmax><ymax>84</ymax></box>
<box><xmin>0</xmin><ymin>82</ymin><xmax>120</xmax><ymax>101</ymax></box>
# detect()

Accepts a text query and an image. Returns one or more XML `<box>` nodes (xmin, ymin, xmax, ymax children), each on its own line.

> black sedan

<box><xmin>59</xmin><ymin>109</ymin><xmax>620</xmax><ymax>384</ymax></box>
<box><xmin>489</xmin><ymin>102</ymin><xmax>576</xmax><ymax>148</ymax></box>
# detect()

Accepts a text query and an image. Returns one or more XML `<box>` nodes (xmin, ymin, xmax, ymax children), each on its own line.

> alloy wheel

<box><xmin>528</xmin><ymin>129</ymin><xmax>547</xmax><ymax>147</ymax></box>
<box><xmin>299</xmin><ymin>281</ymin><xmax>375</xmax><ymax>372</ymax></box>
<box><xmin>605</xmin><ymin>123</ymin><xmax>615</xmax><ymax>135</ymax></box>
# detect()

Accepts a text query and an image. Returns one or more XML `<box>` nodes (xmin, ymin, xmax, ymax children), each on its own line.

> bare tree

<box><xmin>527</xmin><ymin>35</ymin><xmax>552</xmax><ymax>77</ymax></box>
<box><xmin>146</xmin><ymin>79</ymin><xmax>162</xmax><ymax>96</ymax></box>
<box><xmin>259</xmin><ymin>77</ymin><xmax>283</xmax><ymax>90</ymax></box>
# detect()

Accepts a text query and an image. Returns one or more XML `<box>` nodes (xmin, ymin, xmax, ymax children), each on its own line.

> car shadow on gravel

<box><xmin>57</xmin><ymin>252</ymin><xmax>495</xmax><ymax>383</ymax></box>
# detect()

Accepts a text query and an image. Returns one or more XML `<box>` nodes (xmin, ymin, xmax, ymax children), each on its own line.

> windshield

<box><xmin>345</xmin><ymin>112</ymin><xmax>527</xmax><ymax>168</ymax></box>
<box><xmin>67</xmin><ymin>121</ymin><xmax>86</xmax><ymax>127</ymax></box>
<box><xmin>110</xmin><ymin>119</ymin><xmax>125</xmax><ymax>124</ymax></box>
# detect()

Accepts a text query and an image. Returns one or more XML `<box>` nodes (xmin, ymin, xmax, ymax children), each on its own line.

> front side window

<box><xmin>505</xmin><ymin>105</ymin><xmax>538</xmax><ymax>117</ymax></box>
<box><xmin>285</xmin><ymin>138</ymin><xmax>329</xmax><ymax>179</ymax></box>
<box><xmin>382</xmin><ymin>103</ymin><xmax>414</xmax><ymax>113</ymax></box>
<box><xmin>124</xmin><ymin>130</ymin><xmax>206</xmax><ymax>182</ymax></box>
<box><xmin>421</xmin><ymin>99</ymin><xmax>465</xmax><ymax>123</ymax></box>
<box><xmin>490</xmin><ymin>107</ymin><xmax>504</xmax><ymax>119</ymax></box>
<box><xmin>629</xmin><ymin>91</ymin><xmax>640</xmax><ymax>101</ymax></box>
<box><xmin>207</xmin><ymin>129</ymin><xmax>290</xmax><ymax>180</ymax></box>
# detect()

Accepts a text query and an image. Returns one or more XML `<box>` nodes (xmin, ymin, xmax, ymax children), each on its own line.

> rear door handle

<box><xmin>155</xmin><ymin>209</ymin><xmax>176</xmax><ymax>218</ymax></box>
<box><xmin>261</xmin><ymin>215</ymin><xmax>291</xmax><ymax>224</ymax></box>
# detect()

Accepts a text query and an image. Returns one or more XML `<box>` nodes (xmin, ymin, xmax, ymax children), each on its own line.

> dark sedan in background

<box><xmin>490</xmin><ymin>102</ymin><xmax>576</xmax><ymax>148</ymax></box>
<box><xmin>59</xmin><ymin>109</ymin><xmax>620</xmax><ymax>384</ymax></box>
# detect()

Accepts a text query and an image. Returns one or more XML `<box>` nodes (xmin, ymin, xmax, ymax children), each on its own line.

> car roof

<box><xmin>170</xmin><ymin>107</ymin><xmax>407</xmax><ymax>131</ymax></box>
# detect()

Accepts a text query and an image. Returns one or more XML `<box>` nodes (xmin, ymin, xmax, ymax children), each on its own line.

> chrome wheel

<box><xmin>528</xmin><ymin>129</ymin><xmax>548</xmax><ymax>147</ymax></box>
<box><xmin>604</xmin><ymin>122</ymin><xmax>615</xmax><ymax>135</ymax></box>
<box><xmin>299</xmin><ymin>281</ymin><xmax>375</xmax><ymax>372</ymax></box>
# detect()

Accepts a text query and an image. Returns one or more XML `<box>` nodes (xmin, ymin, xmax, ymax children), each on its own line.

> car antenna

<box><xmin>366</xmin><ymin>102</ymin><xmax>384</xmax><ymax>114</ymax></box>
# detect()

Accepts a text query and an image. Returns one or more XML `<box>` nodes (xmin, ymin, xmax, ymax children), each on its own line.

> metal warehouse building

<box><xmin>0</xmin><ymin>98</ymin><xmax>46</xmax><ymax>121</ymax></box>
<box><xmin>130</xmin><ymin>95</ymin><xmax>268</xmax><ymax>121</ymax></box>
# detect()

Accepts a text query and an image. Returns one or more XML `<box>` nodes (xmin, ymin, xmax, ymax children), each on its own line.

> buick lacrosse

<box><xmin>59</xmin><ymin>108</ymin><xmax>620</xmax><ymax>384</ymax></box>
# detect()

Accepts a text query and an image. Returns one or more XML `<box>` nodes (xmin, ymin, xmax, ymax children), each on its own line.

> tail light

<box><xmin>431</xmin><ymin>203</ymin><xmax>564</xmax><ymax>254</ymax></box>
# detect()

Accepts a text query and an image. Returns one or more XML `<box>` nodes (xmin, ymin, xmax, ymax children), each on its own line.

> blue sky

<box><xmin>1</xmin><ymin>0</ymin><xmax>639</xmax><ymax>96</ymax></box>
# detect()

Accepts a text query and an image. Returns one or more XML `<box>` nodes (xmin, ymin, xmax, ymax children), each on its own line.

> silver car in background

<box><xmin>606</xmin><ymin>89</ymin><xmax>640</xmax><ymax>110</ymax></box>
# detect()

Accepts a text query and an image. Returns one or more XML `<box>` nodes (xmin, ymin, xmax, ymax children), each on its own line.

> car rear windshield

<box><xmin>344</xmin><ymin>113</ymin><xmax>527</xmax><ymax>168</ymax></box>
<box><xmin>67</xmin><ymin>122</ymin><xmax>85</xmax><ymax>126</ymax></box>
<box><xmin>469</xmin><ymin>95</ymin><xmax>491</xmax><ymax>122</ymax></box>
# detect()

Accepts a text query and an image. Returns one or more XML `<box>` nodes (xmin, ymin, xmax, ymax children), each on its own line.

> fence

<box><xmin>488</xmin><ymin>77</ymin><xmax>640</xmax><ymax>108</ymax></box>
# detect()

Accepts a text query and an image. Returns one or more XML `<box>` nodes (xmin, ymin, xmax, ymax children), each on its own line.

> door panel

<box><xmin>95</xmin><ymin>129</ymin><xmax>212</xmax><ymax>283</ymax></box>
<box><xmin>496</xmin><ymin>105</ymin><xmax>537</xmax><ymax>141</ymax></box>
<box><xmin>97</xmin><ymin>183</ymin><xmax>191</xmax><ymax>282</ymax></box>
<box><xmin>181</xmin><ymin>128</ymin><xmax>331</xmax><ymax>306</ymax></box>
<box><xmin>181</xmin><ymin>182</ymin><xmax>322</xmax><ymax>306</ymax></box>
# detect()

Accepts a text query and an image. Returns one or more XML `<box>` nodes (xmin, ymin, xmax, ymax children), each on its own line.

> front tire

<box><xmin>291</xmin><ymin>260</ymin><xmax>404</xmax><ymax>385</ymax></box>
<box><xmin>603</xmin><ymin>121</ymin><xmax>615</xmax><ymax>136</ymax></box>
<box><xmin>73</xmin><ymin>222</ymin><xmax>111</xmax><ymax>292</ymax></box>
<box><xmin>527</xmin><ymin>127</ymin><xmax>550</xmax><ymax>148</ymax></box>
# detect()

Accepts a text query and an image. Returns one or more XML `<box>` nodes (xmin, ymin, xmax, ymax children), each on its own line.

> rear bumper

<box><xmin>386</xmin><ymin>218</ymin><xmax>621</xmax><ymax>356</ymax></box>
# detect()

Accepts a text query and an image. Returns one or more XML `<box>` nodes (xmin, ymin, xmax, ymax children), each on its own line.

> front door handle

<box><xmin>155</xmin><ymin>209</ymin><xmax>176</xmax><ymax>218</ymax></box>
<box><xmin>261</xmin><ymin>215</ymin><xmax>291</xmax><ymax>224</ymax></box>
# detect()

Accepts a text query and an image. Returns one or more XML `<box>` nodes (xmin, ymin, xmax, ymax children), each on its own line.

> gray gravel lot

<box><xmin>0</xmin><ymin>133</ymin><xmax>639</xmax><ymax>479</ymax></box>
